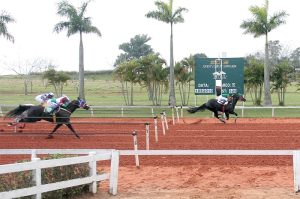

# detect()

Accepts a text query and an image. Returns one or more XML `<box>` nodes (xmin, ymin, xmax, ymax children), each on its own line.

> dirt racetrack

<box><xmin>1</xmin><ymin>117</ymin><xmax>300</xmax><ymax>198</ymax></box>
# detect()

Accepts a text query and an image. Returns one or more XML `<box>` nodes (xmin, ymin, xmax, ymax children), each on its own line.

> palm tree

<box><xmin>54</xmin><ymin>0</ymin><xmax>101</xmax><ymax>99</ymax></box>
<box><xmin>240</xmin><ymin>0</ymin><xmax>288</xmax><ymax>106</ymax></box>
<box><xmin>145</xmin><ymin>0</ymin><xmax>188</xmax><ymax>106</ymax></box>
<box><xmin>0</xmin><ymin>11</ymin><xmax>15</xmax><ymax>42</ymax></box>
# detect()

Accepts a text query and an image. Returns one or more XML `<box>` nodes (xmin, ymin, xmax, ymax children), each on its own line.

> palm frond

<box><xmin>172</xmin><ymin>7</ymin><xmax>188</xmax><ymax>24</ymax></box>
<box><xmin>53</xmin><ymin>21</ymin><xmax>70</xmax><ymax>33</ymax></box>
<box><xmin>0</xmin><ymin>11</ymin><xmax>16</xmax><ymax>23</ymax></box>
<box><xmin>57</xmin><ymin>1</ymin><xmax>77</xmax><ymax>19</ymax></box>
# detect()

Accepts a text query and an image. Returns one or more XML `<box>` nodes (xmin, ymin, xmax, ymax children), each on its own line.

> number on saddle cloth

<box><xmin>217</xmin><ymin>98</ymin><xmax>228</xmax><ymax>105</ymax></box>
<box><xmin>218</xmin><ymin>99</ymin><xmax>226</xmax><ymax>105</ymax></box>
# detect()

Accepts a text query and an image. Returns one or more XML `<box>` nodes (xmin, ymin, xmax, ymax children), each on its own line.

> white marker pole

<box><xmin>132</xmin><ymin>131</ymin><xmax>140</xmax><ymax>168</ymax></box>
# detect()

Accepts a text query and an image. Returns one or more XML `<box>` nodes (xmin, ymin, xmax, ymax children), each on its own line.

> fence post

<box><xmin>89</xmin><ymin>151</ymin><xmax>97</xmax><ymax>194</ymax></box>
<box><xmin>109</xmin><ymin>150</ymin><xmax>119</xmax><ymax>195</ymax></box>
<box><xmin>154</xmin><ymin>116</ymin><xmax>158</xmax><ymax>142</ymax></box>
<box><xmin>293</xmin><ymin>150</ymin><xmax>300</xmax><ymax>192</ymax></box>
<box><xmin>160</xmin><ymin>113</ymin><xmax>166</xmax><ymax>135</ymax></box>
<box><xmin>272</xmin><ymin>107</ymin><xmax>275</xmax><ymax>117</ymax></box>
<box><xmin>171</xmin><ymin>107</ymin><xmax>175</xmax><ymax>125</ymax></box>
<box><xmin>121</xmin><ymin>108</ymin><xmax>124</xmax><ymax>117</ymax></box>
<box><xmin>90</xmin><ymin>107</ymin><xmax>94</xmax><ymax>117</ymax></box>
<box><xmin>151</xmin><ymin>108</ymin><xmax>154</xmax><ymax>117</ymax></box>
<box><xmin>132</xmin><ymin>131</ymin><xmax>140</xmax><ymax>168</ymax></box>
<box><xmin>163</xmin><ymin>110</ymin><xmax>169</xmax><ymax>130</ymax></box>
<box><xmin>241</xmin><ymin>107</ymin><xmax>244</xmax><ymax>117</ymax></box>
<box><xmin>175</xmin><ymin>106</ymin><xmax>180</xmax><ymax>122</ymax></box>
<box><xmin>145</xmin><ymin>123</ymin><xmax>150</xmax><ymax>150</ymax></box>
<box><xmin>31</xmin><ymin>150</ymin><xmax>41</xmax><ymax>199</ymax></box>
<box><xmin>0</xmin><ymin>106</ymin><xmax>3</xmax><ymax>117</ymax></box>
<box><xmin>180</xmin><ymin>106</ymin><xmax>183</xmax><ymax>119</ymax></box>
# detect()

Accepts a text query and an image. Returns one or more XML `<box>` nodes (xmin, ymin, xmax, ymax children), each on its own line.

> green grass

<box><xmin>1</xmin><ymin>73</ymin><xmax>300</xmax><ymax>118</ymax></box>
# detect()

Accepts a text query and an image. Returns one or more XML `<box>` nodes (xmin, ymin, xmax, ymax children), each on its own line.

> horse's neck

<box><xmin>66</xmin><ymin>104</ymin><xmax>78</xmax><ymax>113</ymax></box>
<box><xmin>227</xmin><ymin>98</ymin><xmax>238</xmax><ymax>110</ymax></box>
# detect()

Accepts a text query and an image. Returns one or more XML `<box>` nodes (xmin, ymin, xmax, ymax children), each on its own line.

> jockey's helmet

<box><xmin>61</xmin><ymin>95</ymin><xmax>70</xmax><ymax>103</ymax></box>
<box><xmin>47</xmin><ymin>92</ymin><xmax>54</xmax><ymax>99</ymax></box>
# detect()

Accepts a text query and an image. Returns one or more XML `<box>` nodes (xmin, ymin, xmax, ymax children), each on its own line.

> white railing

<box><xmin>181</xmin><ymin>105</ymin><xmax>300</xmax><ymax>118</ymax></box>
<box><xmin>236</xmin><ymin>106</ymin><xmax>300</xmax><ymax>117</ymax></box>
<box><xmin>1</xmin><ymin>149</ymin><xmax>300</xmax><ymax>192</ymax></box>
<box><xmin>3</xmin><ymin>104</ymin><xmax>300</xmax><ymax>119</ymax></box>
<box><xmin>0</xmin><ymin>150</ymin><xmax>119</xmax><ymax>199</ymax></box>
<box><xmin>0</xmin><ymin>104</ymin><xmax>175</xmax><ymax>118</ymax></box>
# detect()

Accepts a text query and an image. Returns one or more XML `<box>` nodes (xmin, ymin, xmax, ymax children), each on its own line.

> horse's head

<box><xmin>231</xmin><ymin>93</ymin><xmax>246</xmax><ymax>102</ymax></box>
<box><xmin>76</xmin><ymin>98</ymin><xmax>90</xmax><ymax>110</ymax></box>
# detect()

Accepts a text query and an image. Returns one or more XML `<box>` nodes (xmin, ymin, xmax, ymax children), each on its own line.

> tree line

<box><xmin>1</xmin><ymin>0</ymin><xmax>297</xmax><ymax>106</ymax></box>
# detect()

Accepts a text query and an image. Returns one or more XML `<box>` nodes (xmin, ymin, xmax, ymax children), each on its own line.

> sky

<box><xmin>0</xmin><ymin>0</ymin><xmax>299</xmax><ymax>75</ymax></box>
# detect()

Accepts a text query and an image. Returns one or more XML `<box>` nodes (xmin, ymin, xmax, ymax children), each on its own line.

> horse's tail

<box><xmin>187</xmin><ymin>103</ymin><xmax>207</xmax><ymax>113</ymax></box>
<box><xmin>3</xmin><ymin>105</ymin><xmax>32</xmax><ymax>119</ymax></box>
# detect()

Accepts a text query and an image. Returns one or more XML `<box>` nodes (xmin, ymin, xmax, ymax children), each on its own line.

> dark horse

<box><xmin>4</xmin><ymin>98</ymin><xmax>90</xmax><ymax>138</ymax></box>
<box><xmin>187</xmin><ymin>93</ymin><xmax>246</xmax><ymax>123</ymax></box>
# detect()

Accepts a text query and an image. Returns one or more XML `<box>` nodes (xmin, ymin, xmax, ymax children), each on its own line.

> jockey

<box><xmin>35</xmin><ymin>92</ymin><xmax>55</xmax><ymax>105</ymax></box>
<box><xmin>217</xmin><ymin>93</ymin><xmax>231</xmax><ymax>105</ymax></box>
<box><xmin>44</xmin><ymin>95</ymin><xmax>70</xmax><ymax>114</ymax></box>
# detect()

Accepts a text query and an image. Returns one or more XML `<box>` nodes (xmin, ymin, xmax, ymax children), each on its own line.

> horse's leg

<box><xmin>214</xmin><ymin>111</ymin><xmax>225</xmax><ymax>123</ymax></box>
<box><xmin>225</xmin><ymin>112</ymin><xmax>230</xmax><ymax>120</ymax></box>
<box><xmin>233</xmin><ymin>112</ymin><xmax>238</xmax><ymax>123</ymax></box>
<box><xmin>8</xmin><ymin>115</ymin><xmax>22</xmax><ymax>126</ymax></box>
<box><xmin>46</xmin><ymin>124</ymin><xmax>63</xmax><ymax>139</ymax></box>
<box><xmin>18</xmin><ymin>123</ymin><xmax>26</xmax><ymax>129</ymax></box>
<box><xmin>8</xmin><ymin>115</ymin><xmax>25</xmax><ymax>132</ymax></box>
<box><xmin>65</xmin><ymin>123</ymin><xmax>80</xmax><ymax>139</ymax></box>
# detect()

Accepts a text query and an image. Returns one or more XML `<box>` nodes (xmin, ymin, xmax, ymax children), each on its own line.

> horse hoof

<box><xmin>18</xmin><ymin>124</ymin><xmax>26</xmax><ymax>129</ymax></box>
<box><xmin>76</xmin><ymin>136</ymin><xmax>81</xmax><ymax>139</ymax></box>
<box><xmin>7</xmin><ymin>122</ymin><xmax>15</xmax><ymax>127</ymax></box>
<box><xmin>46</xmin><ymin>135</ymin><xmax>54</xmax><ymax>139</ymax></box>
<box><xmin>219</xmin><ymin>119</ymin><xmax>226</xmax><ymax>123</ymax></box>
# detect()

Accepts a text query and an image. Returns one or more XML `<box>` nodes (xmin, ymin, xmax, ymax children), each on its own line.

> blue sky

<box><xmin>0</xmin><ymin>0</ymin><xmax>299</xmax><ymax>75</ymax></box>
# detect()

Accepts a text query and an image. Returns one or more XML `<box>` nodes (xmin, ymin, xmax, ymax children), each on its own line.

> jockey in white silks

<box><xmin>217</xmin><ymin>93</ymin><xmax>231</xmax><ymax>105</ymax></box>
<box><xmin>35</xmin><ymin>92</ymin><xmax>55</xmax><ymax>105</ymax></box>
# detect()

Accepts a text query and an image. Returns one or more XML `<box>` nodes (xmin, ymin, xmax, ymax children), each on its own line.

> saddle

<box><xmin>43</xmin><ymin>106</ymin><xmax>60</xmax><ymax>123</ymax></box>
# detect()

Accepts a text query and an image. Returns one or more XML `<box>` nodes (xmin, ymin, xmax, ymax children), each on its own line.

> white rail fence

<box><xmin>1</xmin><ymin>149</ymin><xmax>300</xmax><ymax>192</ymax></box>
<box><xmin>2</xmin><ymin>105</ymin><xmax>300</xmax><ymax>120</ymax></box>
<box><xmin>0</xmin><ymin>149</ymin><xmax>119</xmax><ymax>199</ymax></box>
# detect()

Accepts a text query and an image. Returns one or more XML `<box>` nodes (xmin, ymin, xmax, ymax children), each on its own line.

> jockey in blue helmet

<box><xmin>35</xmin><ymin>92</ymin><xmax>55</xmax><ymax>105</ymax></box>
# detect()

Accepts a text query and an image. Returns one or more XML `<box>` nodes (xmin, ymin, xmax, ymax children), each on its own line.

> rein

<box><xmin>59</xmin><ymin>108</ymin><xmax>72</xmax><ymax>114</ymax></box>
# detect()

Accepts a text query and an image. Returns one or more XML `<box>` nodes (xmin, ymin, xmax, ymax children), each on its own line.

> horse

<box><xmin>4</xmin><ymin>97</ymin><xmax>90</xmax><ymax>139</ymax></box>
<box><xmin>187</xmin><ymin>93</ymin><xmax>246</xmax><ymax>123</ymax></box>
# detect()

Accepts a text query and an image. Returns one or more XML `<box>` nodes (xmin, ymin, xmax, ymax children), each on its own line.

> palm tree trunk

<box><xmin>169</xmin><ymin>23</ymin><xmax>176</xmax><ymax>106</ymax></box>
<box><xmin>178</xmin><ymin>83</ymin><xmax>183</xmax><ymax>105</ymax></box>
<box><xmin>187</xmin><ymin>82</ymin><xmax>191</xmax><ymax>105</ymax></box>
<box><xmin>79</xmin><ymin>32</ymin><xmax>85</xmax><ymax>100</ymax></box>
<box><xmin>263</xmin><ymin>33</ymin><xmax>272</xmax><ymax>106</ymax></box>
<box><xmin>130</xmin><ymin>82</ymin><xmax>134</xmax><ymax>106</ymax></box>
<box><xmin>120</xmin><ymin>81</ymin><xmax>128</xmax><ymax>105</ymax></box>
